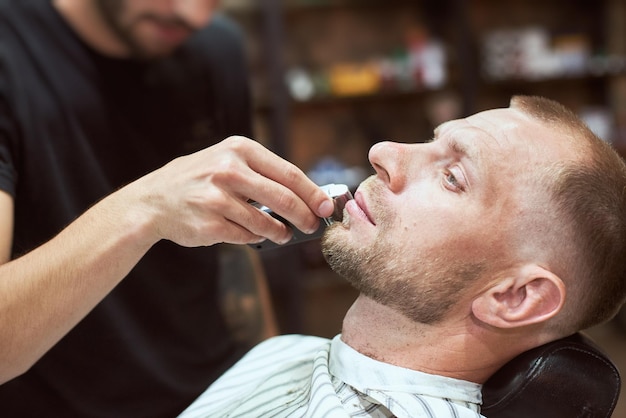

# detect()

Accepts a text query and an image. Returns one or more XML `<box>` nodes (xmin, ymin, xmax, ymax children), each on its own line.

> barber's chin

<box><xmin>133</xmin><ymin>44</ymin><xmax>180</xmax><ymax>60</ymax></box>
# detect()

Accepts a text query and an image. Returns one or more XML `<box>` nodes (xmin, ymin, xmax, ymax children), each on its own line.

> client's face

<box><xmin>322</xmin><ymin>107</ymin><xmax>568</xmax><ymax>324</ymax></box>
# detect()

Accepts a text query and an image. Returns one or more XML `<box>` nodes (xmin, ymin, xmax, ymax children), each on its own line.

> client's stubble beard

<box><xmin>320</xmin><ymin>186</ymin><xmax>486</xmax><ymax>325</ymax></box>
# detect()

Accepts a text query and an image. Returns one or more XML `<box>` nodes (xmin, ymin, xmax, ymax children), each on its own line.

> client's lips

<box><xmin>354</xmin><ymin>191</ymin><xmax>376</xmax><ymax>225</ymax></box>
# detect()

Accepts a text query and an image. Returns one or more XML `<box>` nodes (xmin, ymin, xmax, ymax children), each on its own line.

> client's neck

<box><xmin>340</xmin><ymin>294</ymin><xmax>501</xmax><ymax>383</ymax></box>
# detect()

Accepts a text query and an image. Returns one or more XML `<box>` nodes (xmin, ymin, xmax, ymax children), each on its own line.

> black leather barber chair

<box><xmin>482</xmin><ymin>333</ymin><xmax>621</xmax><ymax>418</ymax></box>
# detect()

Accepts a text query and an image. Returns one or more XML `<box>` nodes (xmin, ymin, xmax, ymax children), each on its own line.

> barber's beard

<box><xmin>93</xmin><ymin>0</ymin><xmax>193</xmax><ymax>60</ymax></box>
<box><xmin>93</xmin><ymin>0</ymin><xmax>138</xmax><ymax>55</ymax></box>
<box><xmin>321</xmin><ymin>212</ymin><xmax>486</xmax><ymax>325</ymax></box>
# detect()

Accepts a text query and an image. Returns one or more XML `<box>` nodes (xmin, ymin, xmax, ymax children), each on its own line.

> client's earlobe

<box><xmin>471</xmin><ymin>265</ymin><xmax>565</xmax><ymax>329</ymax></box>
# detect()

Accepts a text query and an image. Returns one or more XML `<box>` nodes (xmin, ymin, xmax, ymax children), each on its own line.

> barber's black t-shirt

<box><xmin>0</xmin><ymin>0</ymin><xmax>253</xmax><ymax>416</ymax></box>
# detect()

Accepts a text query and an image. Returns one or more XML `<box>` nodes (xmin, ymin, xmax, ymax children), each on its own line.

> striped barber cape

<box><xmin>178</xmin><ymin>335</ymin><xmax>484</xmax><ymax>418</ymax></box>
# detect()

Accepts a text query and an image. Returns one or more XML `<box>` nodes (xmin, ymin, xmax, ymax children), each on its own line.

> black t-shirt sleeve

<box><xmin>0</xmin><ymin>17</ymin><xmax>20</xmax><ymax>199</ymax></box>
<box><xmin>0</xmin><ymin>95</ymin><xmax>18</xmax><ymax>198</ymax></box>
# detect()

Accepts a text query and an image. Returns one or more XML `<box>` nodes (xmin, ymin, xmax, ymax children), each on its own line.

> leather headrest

<box><xmin>481</xmin><ymin>332</ymin><xmax>621</xmax><ymax>418</ymax></box>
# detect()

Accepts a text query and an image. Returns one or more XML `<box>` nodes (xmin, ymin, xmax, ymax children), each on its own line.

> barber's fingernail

<box><xmin>275</xmin><ymin>230</ymin><xmax>293</xmax><ymax>244</ymax></box>
<box><xmin>318</xmin><ymin>199</ymin><xmax>334</xmax><ymax>216</ymax></box>
<box><xmin>304</xmin><ymin>219</ymin><xmax>321</xmax><ymax>235</ymax></box>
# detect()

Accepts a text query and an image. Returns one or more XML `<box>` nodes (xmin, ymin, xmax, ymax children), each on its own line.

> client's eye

<box><xmin>444</xmin><ymin>166</ymin><xmax>466</xmax><ymax>192</ymax></box>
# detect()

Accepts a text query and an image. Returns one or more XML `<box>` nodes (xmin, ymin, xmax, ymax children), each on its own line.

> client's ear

<box><xmin>471</xmin><ymin>264</ymin><xmax>565</xmax><ymax>328</ymax></box>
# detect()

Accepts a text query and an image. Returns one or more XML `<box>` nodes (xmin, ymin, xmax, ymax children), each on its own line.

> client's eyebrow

<box><xmin>449</xmin><ymin>136</ymin><xmax>470</xmax><ymax>157</ymax></box>
<box><xmin>433</xmin><ymin>121</ymin><xmax>476</xmax><ymax>159</ymax></box>
<box><xmin>433</xmin><ymin>122</ymin><xmax>484</xmax><ymax>182</ymax></box>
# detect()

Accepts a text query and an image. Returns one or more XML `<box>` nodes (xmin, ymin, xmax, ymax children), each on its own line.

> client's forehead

<box><xmin>436</xmin><ymin>108</ymin><xmax>532</xmax><ymax>158</ymax></box>
<box><xmin>440</xmin><ymin>108</ymin><xmax>576</xmax><ymax>166</ymax></box>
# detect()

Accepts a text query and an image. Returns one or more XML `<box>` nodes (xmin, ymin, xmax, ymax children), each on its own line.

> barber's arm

<box><xmin>0</xmin><ymin>136</ymin><xmax>332</xmax><ymax>384</ymax></box>
<box><xmin>0</xmin><ymin>191</ymin><xmax>12</xmax><ymax>264</ymax></box>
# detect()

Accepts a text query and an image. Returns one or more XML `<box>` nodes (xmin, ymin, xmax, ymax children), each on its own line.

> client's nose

<box><xmin>368</xmin><ymin>141</ymin><xmax>408</xmax><ymax>193</ymax></box>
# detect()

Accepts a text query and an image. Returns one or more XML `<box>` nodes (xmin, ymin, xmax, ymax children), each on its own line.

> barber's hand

<box><xmin>127</xmin><ymin>136</ymin><xmax>335</xmax><ymax>247</ymax></box>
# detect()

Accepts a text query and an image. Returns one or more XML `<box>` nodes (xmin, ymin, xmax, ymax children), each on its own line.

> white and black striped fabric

<box><xmin>179</xmin><ymin>335</ymin><xmax>485</xmax><ymax>418</ymax></box>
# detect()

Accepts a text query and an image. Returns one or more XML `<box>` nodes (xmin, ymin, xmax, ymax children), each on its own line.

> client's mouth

<box><xmin>354</xmin><ymin>192</ymin><xmax>376</xmax><ymax>226</ymax></box>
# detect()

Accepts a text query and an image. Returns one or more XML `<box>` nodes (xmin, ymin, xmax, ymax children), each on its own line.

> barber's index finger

<box><xmin>245</xmin><ymin>144</ymin><xmax>334</xmax><ymax>218</ymax></box>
